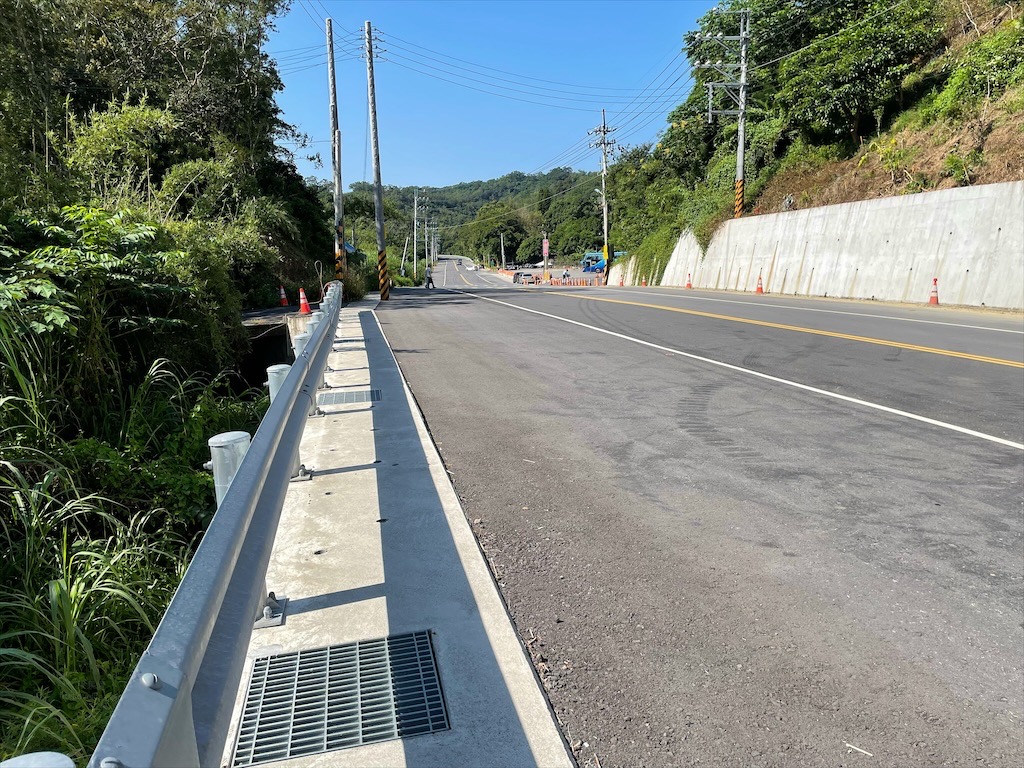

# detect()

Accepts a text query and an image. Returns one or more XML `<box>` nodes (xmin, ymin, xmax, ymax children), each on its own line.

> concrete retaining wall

<box><xmin>659</xmin><ymin>181</ymin><xmax>1024</xmax><ymax>310</ymax></box>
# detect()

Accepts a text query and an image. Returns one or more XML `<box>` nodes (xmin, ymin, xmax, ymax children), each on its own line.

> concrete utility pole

<box><xmin>542</xmin><ymin>231</ymin><xmax>549</xmax><ymax>280</ymax></box>
<box><xmin>589</xmin><ymin>109</ymin><xmax>616</xmax><ymax>286</ymax></box>
<box><xmin>364</xmin><ymin>20</ymin><xmax>389</xmax><ymax>299</ymax></box>
<box><xmin>697</xmin><ymin>7</ymin><xmax>750</xmax><ymax>218</ymax></box>
<box><xmin>423</xmin><ymin>217</ymin><xmax>429</xmax><ymax>267</ymax></box>
<box><xmin>326</xmin><ymin>20</ymin><xmax>346</xmax><ymax>281</ymax></box>
<box><xmin>500</xmin><ymin>231</ymin><xmax>506</xmax><ymax>269</ymax></box>
<box><xmin>412</xmin><ymin>190</ymin><xmax>418</xmax><ymax>281</ymax></box>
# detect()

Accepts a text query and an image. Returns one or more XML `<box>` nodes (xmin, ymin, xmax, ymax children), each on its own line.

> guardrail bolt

<box><xmin>100</xmin><ymin>758</ymin><xmax>124</xmax><ymax>768</ymax></box>
<box><xmin>141</xmin><ymin>672</ymin><xmax>162</xmax><ymax>690</ymax></box>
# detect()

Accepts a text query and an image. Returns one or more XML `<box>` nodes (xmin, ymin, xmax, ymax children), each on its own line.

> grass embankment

<box><xmin>1</xmin><ymin>297</ymin><xmax>265</xmax><ymax>760</ymax></box>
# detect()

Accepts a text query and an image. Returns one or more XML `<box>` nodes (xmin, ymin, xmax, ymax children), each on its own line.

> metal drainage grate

<box><xmin>318</xmin><ymin>389</ymin><xmax>381</xmax><ymax>406</ymax></box>
<box><xmin>233</xmin><ymin>630</ymin><xmax>448</xmax><ymax>766</ymax></box>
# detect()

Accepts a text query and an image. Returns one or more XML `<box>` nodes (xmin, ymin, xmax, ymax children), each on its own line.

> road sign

<box><xmin>542</xmin><ymin>238</ymin><xmax>549</xmax><ymax>258</ymax></box>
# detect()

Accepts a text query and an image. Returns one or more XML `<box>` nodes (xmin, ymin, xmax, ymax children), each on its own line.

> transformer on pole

<box><xmin>696</xmin><ymin>8</ymin><xmax>750</xmax><ymax>218</ymax></box>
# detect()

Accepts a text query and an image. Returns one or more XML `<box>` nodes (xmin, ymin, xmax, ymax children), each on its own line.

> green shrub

<box><xmin>927</xmin><ymin>19</ymin><xmax>1024</xmax><ymax>120</ymax></box>
<box><xmin>631</xmin><ymin>224</ymin><xmax>682</xmax><ymax>285</ymax></box>
<box><xmin>941</xmin><ymin>148</ymin><xmax>984</xmax><ymax>185</ymax></box>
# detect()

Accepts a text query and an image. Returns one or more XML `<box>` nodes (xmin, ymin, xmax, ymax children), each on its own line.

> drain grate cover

<box><xmin>233</xmin><ymin>630</ymin><xmax>448</xmax><ymax>766</ymax></box>
<box><xmin>318</xmin><ymin>389</ymin><xmax>381</xmax><ymax>406</ymax></box>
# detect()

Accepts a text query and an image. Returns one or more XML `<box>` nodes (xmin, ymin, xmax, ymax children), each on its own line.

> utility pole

<box><xmin>589</xmin><ymin>109</ymin><xmax>616</xmax><ymax>286</ymax></box>
<box><xmin>326</xmin><ymin>20</ymin><xmax>346</xmax><ymax>281</ymax></box>
<box><xmin>500</xmin><ymin>231</ymin><xmax>506</xmax><ymax>270</ymax></box>
<box><xmin>412</xmin><ymin>190</ymin><xmax>418</xmax><ymax>281</ymax></box>
<box><xmin>365</xmin><ymin>20</ymin><xmax>389</xmax><ymax>299</ymax></box>
<box><xmin>542</xmin><ymin>231</ymin><xmax>549</xmax><ymax>280</ymax></box>
<box><xmin>696</xmin><ymin>7</ymin><xmax>750</xmax><ymax>218</ymax></box>
<box><xmin>423</xmin><ymin>217</ymin><xmax>429</xmax><ymax>268</ymax></box>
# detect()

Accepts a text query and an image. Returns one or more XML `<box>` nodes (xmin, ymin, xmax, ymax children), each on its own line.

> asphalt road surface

<box><xmin>378</xmin><ymin>258</ymin><xmax>1024</xmax><ymax>768</ymax></box>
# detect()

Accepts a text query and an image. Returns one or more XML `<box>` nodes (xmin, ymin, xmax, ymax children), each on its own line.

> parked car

<box><xmin>512</xmin><ymin>271</ymin><xmax>525</xmax><ymax>283</ymax></box>
<box><xmin>520</xmin><ymin>273</ymin><xmax>538</xmax><ymax>285</ymax></box>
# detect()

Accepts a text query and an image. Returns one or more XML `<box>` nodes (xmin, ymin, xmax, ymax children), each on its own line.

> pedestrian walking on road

<box><xmin>562</xmin><ymin>268</ymin><xmax>570</xmax><ymax>281</ymax></box>
<box><xmin>424</xmin><ymin>264</ymin><xmax>435</xmax><ymax>289</ymax></box>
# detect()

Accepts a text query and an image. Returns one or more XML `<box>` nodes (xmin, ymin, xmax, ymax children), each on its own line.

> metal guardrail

<box><xmin>82</xmin><ymin>283</ymin><xmax>342</xmax><ymax>768</ymax></box>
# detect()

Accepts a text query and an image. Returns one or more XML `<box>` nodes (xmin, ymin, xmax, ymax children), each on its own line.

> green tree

<box><xmin>776</xmin><ymin>0</ymin><xmax>942</xmax><ymax>141</ymax></box>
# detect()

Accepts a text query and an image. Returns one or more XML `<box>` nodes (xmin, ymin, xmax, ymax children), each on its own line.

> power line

<box><xmin>267</xmin><ymin>43</ymin><xmax>321</xmax><ymax>56</ymax></box>
<box><xmin>383</xmin><ymin>58</ymin><xmax>682</xmax><ymax>114</ymax></box>
<box><xmin>526</xmin><ymin>47</ymin><xmax>693</xmax><ymax>175</ymax></box>
<box><xmin>295</xmin><ymin>0</ymin><xmax>324</xmax><ymax>32</ymax></box>
<box><xmin>381</xmin><ymin>51</ymin><xmax>692</xmax><ymax>111</ymax></box>
<box><xmin>376</xmin><ymin>29</ymin><xmax>679</xmax><ymax>93</ymax></box>
<box><xmin>379</xmin><ymin>36</ymin><xmax>692</xmax><ymax>101</ymax></box>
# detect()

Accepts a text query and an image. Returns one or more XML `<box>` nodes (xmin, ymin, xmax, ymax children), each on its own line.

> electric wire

<box><xmin>376</xmin><ymin>29</ymin><xmax>682</xmax><ymax>92</ymax></box>
<box><xmin>382</xmin><ymin>49</ymin><xmax>690</xmax><ymax>107</ymax></box>
<box><xmin>379</xmin><ymin>36</ymin><xmax>692</xmax><ymax>101</ymax></box>
<box><xmin>295</xmin><ymin>0</ymin><xmax>324</xmax><ymax>32</ymax></box>
<box><xmin>383</xmin><ymin>58</ymin><xmax>680</xmax><ymax>114</ymax></box>
<box><xmin>313</xmin><ymin>0</ymin><xmax>353</xmax><ymax>35</ymax></box>
<box><xmin>525</xmin><ymin>43</ymin><xmax>690</xmax><ymax>174</ymax></box>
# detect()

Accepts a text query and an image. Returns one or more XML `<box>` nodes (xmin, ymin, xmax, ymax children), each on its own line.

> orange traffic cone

<box><xmin>685</xmin><ymin>273</ymin><xmax>692</xmax><ymax>289</ymax></box>
<box><xmin>929</xmin><ymin>277</ymin><xmax>939</xmax><ymax>305</ymax></box>
<box><xmin>619</xmin><ymin>276</ymin><xmax>624</xmax><ymax>286</ymax></box>
<box><xmin>641</xmin><ymin>276</ymin><xmax>648</xmax><ymax>287</ymax></box>
<box><xmin>756</xmin><ymin>275</ymin><xmax>764</xmax><ymax>294</ymax></box>
<box><xmin>278</xmin><ymin>285</ymin><xmax>288</xmax><ymax>306</ymax></box>
<box><xmin>298</xmin><ymin>287</ymin><xmax>312</xmax><ymax>314</ymax></box>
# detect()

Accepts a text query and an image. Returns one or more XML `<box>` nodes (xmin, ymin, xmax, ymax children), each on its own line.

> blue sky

<box><xmin>268</xmin><ymin>0</ymin><xmax>716</xmax><ymax>189</ymax></box>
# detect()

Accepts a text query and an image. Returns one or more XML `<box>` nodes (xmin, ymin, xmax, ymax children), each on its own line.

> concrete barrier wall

<box><xmin>660</xmin><ymin>181</ymin><xmax>1024</xmax><ymax>310</ymax></box>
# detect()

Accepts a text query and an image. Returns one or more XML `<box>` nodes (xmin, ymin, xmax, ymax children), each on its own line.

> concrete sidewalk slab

<box><xmin>222</xmin><ymin>298</ymin><xmax>572</xmax><ymax>768</ymax></box>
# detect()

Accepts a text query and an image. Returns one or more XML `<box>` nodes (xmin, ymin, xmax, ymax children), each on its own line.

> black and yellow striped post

<box><xmin>377</xmin><ymin>250</ymin><xmax>390</xmax><ymax>301</ymax></box>
<box><xmin>734</xmin><ymin>179</ymin><xmax>744</xmax><ymax>218</ymax></box>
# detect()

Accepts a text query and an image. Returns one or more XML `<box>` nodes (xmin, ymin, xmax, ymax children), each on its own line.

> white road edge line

<box><xmin>451</xmin><ymin>288</ymin><xmax>1024</xmax><ymax>451</ymax></box>
<box><xmin>602</xmin><ymin>286</ymin><xmax>1024</xmax><ymax>335</ymax></box>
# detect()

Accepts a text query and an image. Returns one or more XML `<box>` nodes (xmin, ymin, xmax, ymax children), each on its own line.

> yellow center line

<box><xmin>460</xmin><ymin>272</ymin><xmax>471</xmax><ymax>286</ymax></box>
<box><xmin>555</xmin><ymin>292</ymin><xmax>1024</xmax><ymax>369</ymax></box>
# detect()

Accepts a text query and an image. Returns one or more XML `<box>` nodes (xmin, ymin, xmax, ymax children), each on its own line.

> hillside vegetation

<box><xmin>0</xmin><ymin>0</ymin><xmax>334</xmax><ymax>760</ymax></box>
<box><xmin>402</xmin><ymin>0</ymin><xmax>1021</xmax><ymax>278</ymax></box>
<box><xmin>613</xmin><ymin>0</ymin><xmax>1023</xmax><ymax>280</ymax></box>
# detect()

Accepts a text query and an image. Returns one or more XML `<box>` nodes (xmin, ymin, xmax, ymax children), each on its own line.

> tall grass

<box><xmin>0</xmin><ymin>305</ymin><xmax>265</xmax><ymax>761</ymax></box>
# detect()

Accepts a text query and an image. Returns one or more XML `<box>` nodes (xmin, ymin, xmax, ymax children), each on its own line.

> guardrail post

<box><xmin>204</xmin><ymin>431</ymin><xmax>251</xmax><ymax>508</ymax></box>
<box><xmin>267</xmin><ymin>364</ymin><xmax>302</xmax><ymax>479</ymax></box>
<box><xmin>266</xmin><ymin>364</ymin><xmax>291</xmax><ymax>403</ymax></box>
<box><xmin>0</xmin><ymin>752</ymin><xmax>75</xmax><ymax>767</ymax></box>
<box><xmin>292</xmin><ymin>331</ymin><xmax>310</xmax><ymax>359</ymax></box>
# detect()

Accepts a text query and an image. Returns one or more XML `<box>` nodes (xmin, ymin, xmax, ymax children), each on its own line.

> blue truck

<box><xmin>580</xmin><ymin>251</ymin><xmax>626</xmax><ymax>271</ymax></box>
